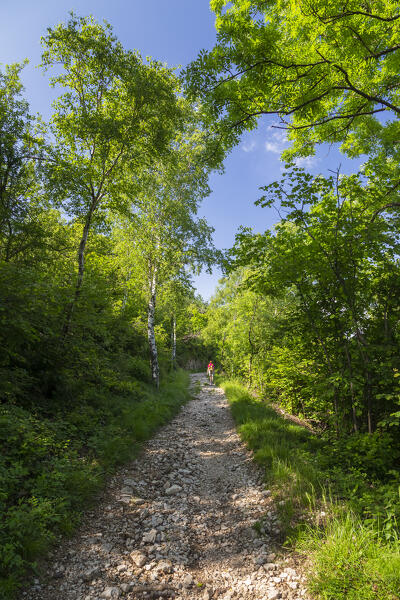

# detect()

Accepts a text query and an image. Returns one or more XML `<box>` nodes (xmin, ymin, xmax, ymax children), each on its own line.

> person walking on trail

<box><xmin>207</xmin><ymin>361</ymin><xmax>215</xmax><ymax>384</ymax></box>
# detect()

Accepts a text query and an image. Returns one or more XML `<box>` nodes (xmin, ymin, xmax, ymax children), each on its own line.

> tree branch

<box><xmin>371</xmin><ymin>202</ymin><xmax>400</xmax><ymax>222</ymax></box>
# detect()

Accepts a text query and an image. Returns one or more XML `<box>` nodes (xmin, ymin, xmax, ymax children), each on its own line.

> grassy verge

<box><xmin>222</xmin><ymin>379</ymin><xmax>400</xmax><ymax>600</ymax></box>
<box><xmin>0</xmin><ymin>369</ymin><xmax>191</xmax><ymax>599</ymax></box>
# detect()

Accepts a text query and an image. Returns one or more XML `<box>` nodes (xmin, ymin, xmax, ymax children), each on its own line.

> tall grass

<box><xmin>222</xmin><ymin>379</ymin><xmax>400</xmax><ymax>600</ymax></box>
<box><xmin>223</xmin><ymin>381</ymin><xmax>323</xmax><ymax>517</ymax></box>
<box><xmin>297</xmin><ymin>515</ymin><xmax>400</xmax><ymax>600</ymax></box>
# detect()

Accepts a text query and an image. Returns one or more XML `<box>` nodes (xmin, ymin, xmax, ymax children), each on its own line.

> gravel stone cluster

<box><xmin>24</xmin><ymin>374</ymin><xmax>310</xmax><ymax>600</ymax></box>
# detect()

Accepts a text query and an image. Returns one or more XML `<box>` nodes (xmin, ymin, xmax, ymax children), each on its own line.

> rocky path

<box><xmin>25</xmin><ymin>374</ymin><xmax>309</xmax><ymax>600</ymax></box>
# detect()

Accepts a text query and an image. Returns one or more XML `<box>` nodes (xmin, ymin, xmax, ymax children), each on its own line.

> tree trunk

<box><xmin>333</xmin><ymin>388</ymin><xmax>339</xmax><ymax>438</ymax></box>
<box><xmin>353</xmin><ymin>331</ymin><xmax>373</xmax><ymax>433</ymax></box>
<box><xmin>4</xmin><ymin>220</ymin><xmax>13</xmax><ymax>262</ymax></box>
<box><xmin>147</xmin><ymin>266</ymin><xmax>159</xmax><ymax>388</ymax></box>
<box><xmin>121</xmin><ymin>269</ymin><xmax>131</xmax><ymax>311</ymax></box>
<box><xmin>384</xmin><ymin>302</ymin><xmax>389</xmax><ymax>341</ymax></box>
<box><xmin>62</xmin><ymin>199</ymin><xmax>97</xmax><ymax>339</ymax></box>
<box><xmin>344</xmin><ymin>343</ymin><xmax>358</xmax><ymax>433</ymax></box>
<box><xmin>366</xmin><ymin>371</ymin><xmax>373</xmax><ymax>434</ymax></box>
<box><xmin>247</xmin><ymin>299</ymin><xmax>258</xmax><ymax>388</ymax></box>
<box><xmin>296</xmin><ymin>283</ymin><xmax>340</xmax><ymax>429</ymax></box>
<box><xmin>171</xmin><ymin>314</ymin><xmax>177</xmax><ymax>370</ymax></box>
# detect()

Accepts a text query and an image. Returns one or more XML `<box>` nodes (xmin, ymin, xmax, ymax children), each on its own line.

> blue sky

<box><xmin>0</xmin><ymin>1</ymin><xmax>362</xmax><ymax>299</ymax></box>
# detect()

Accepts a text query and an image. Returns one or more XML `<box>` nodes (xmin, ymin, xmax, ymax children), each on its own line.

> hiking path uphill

<box><xmin>25</xmin><ymin>374</ymin><xmax>309</xmax><ymax>600</ymax></box>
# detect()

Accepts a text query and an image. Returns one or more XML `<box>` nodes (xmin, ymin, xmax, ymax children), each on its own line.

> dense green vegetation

<box><xmin>0</xmin><ymin>371</ymin><xmax>191</xmax><ymax>597</ymax></box>
<box><xmin>188</xmin><ymin>2</ymin><xmax>400</xmax><ymax>598</ymax></box>
<box><xmin>3</xmin><ymin>2</ymin><xmax>400</xmax><ymax>599</ymax></box>
<box><xmin>186</xmin><ymin>0</ymin><xmax>400</xmax><ymax>173</ymax></box>
<box><xmin>0</xmin><ymin>14</ymin><xmax>221</xmax><ymax>598</ymax></box>
<box><xmin>223</xmin><ymin>380</ymin><xmax>400</xmax><ymax>600</ymax></box>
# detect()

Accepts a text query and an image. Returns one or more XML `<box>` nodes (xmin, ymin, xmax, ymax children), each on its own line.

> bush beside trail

<box><xmin>0</xmin><ymin>369</ymin><xmax>191</xmax><ymax>599</ymax></box>
<box><xmin>222</xmin><ymin>380</ymin><xmax>400</xmax><ymax>600</ymax></box>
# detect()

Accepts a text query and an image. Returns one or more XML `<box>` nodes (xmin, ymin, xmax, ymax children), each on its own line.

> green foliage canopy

<box><xmin>185</xmin><ymin>0</ymin><xmax>400</xmax><ymax>161</ymax></box>
<box><xmin>41</xmin><ymin>13</ymin><xmax>184</xmax><ymax>219</ymax></box>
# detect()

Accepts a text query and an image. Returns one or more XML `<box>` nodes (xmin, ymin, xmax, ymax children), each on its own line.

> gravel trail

<box><xmin>25</xmin><ymin>374</ymin><xmax>309</xmax><ymax>600</ymax></box>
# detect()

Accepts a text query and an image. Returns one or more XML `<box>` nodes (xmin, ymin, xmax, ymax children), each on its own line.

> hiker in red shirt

<box><xmin>207</xmin><ymin>361</ymin><xmax>215</xmax><ymax>384</ymax></box>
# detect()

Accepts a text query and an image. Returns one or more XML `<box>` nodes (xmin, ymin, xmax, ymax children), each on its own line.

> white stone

<box><xmin>129</xmin><ymin>550</ymin><xmax>147</xmax><ymax>567</ymax></box>
<box><xmin>100</xmin><ymin>587</ymin><xmax>120</xmax><ymax>599</ymax></box>
<box><xmin>130</xmin><ymin>497</ymin><xmax>145</xmax><ymax>505</ymax></box>
<box><xmin>267</xmin><ymin>588</ymin><xmax>281</xmax><ymax>600</ymax></box>
<box><xmin>156</xmin><ymin>559</ymin><xmax>173</xmax><ymax>573</ymax></box>
<box><xmin>116</xmin><ymin>564</ymin><xmax>127</xmax><ymax>573</ymax></box>
<box><xmin>165</xmin><ymin>484</ymin><xmax>182</xmax><ymax>495</ymax></box>
<box><xmin>183</xmin><ymin>573</ymin><xmax>193</xmax><ymax>588</ymax></box>
<box><xmin>142</xmin><ymin>529</ymin><xmax>157</xmax><ymax>543</ymax></box>
<box><xmin>123</xmin><ymin>478</ymin><xmax>136</xmax><ymax>486</ymax></box>
<box><xmin>82</xmin><ymin>566</ymin><xmax>102</xmax><ymax>581</ymax></box>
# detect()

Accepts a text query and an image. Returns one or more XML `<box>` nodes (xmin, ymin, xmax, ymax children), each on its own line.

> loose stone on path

<box><xmin>25</xmin><ymin>373</ymin><xmax>309</xmax><ymax>600</ymax></box>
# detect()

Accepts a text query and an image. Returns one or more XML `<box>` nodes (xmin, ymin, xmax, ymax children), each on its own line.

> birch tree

<box><xmin>159</xmin><ymin>275</ymin><xmax>195</xmax><ymax>370</ymax></box>
<box><xmin>117</xmin><ymin>177</ymin><xmax>216</xmax><ymax>386</ymax></box>
<box><xmin>114</xmin><ymin>105</ymin><xmax>223</xmax><ymax>385</ymax></box>
<box><xmin>40</xmin><ymin>14</ymin><xmax>183</xmax><ymax>337</ymax></box>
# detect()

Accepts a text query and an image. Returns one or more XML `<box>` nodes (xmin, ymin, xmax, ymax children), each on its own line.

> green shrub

<box><xmin>320</xmin><ymin>432</ymin><xmax>400</xmax><ymax>480</ymax></box>
<box><xmin>0</xmin><ymin>370</ymin><xmax>190</xmax><ymax>598</ymax></box>
<box><xmin>222</xmin><ymin>379</ymin><xmax>400</xmax><ymax>600</ymax></box>
<box><xmin>126</xmin><ymin>356</ymin><xmax>152</xmax><ymax>382</ymax></box>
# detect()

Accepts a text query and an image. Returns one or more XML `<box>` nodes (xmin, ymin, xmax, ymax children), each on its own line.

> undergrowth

<box><xmin>0</xmin><ymin>369</ymin><xmax>190</xmax><ymax>599</ymax></box>
<box><xmin>222</xmin><ymin>379</ymin><xmax>400</xmax><ymax>600</ymax></box>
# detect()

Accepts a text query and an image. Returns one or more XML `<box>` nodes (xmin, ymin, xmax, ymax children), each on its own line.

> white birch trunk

<box><xmin>171</xmin><ymin>314</ymin><xmax>177</xmax><ymax>369</ymax></box>
<box><xmin>147</xmin><ymin>267</ymin><xmax>159</xmax><ymax>388</ymax></box>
